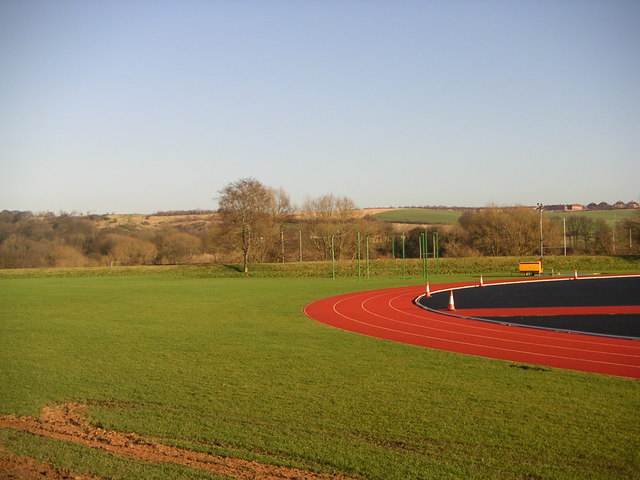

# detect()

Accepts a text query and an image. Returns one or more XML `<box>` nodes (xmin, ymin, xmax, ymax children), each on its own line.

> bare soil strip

<box><xmin>0</xmin><ymin>404</ymin><xmax>357</xmax><ymax>480</ymax></box>
<box><xmin>0</xmin><ymin>448</ymin><xmax>103</xmax><ymax>480</ymax></box>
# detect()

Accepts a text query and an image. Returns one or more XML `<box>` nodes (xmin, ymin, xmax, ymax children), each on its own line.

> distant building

<box><xmin>544</xmin><ymin>204</ymin><xmax>565</xmax><ymax>211</ymax></box>
<box><xmin>545</xmin><ymin>204</ymin><xmax>585</xmax><ymax>212</ymax></box>
<box><xmin>540</xmin><ymin>201</ymin><xmax>636</xmax><ymax>211</ymax></box>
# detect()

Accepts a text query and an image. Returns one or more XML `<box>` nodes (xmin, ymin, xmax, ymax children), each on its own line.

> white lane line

<box><xmin>327</xmin><ymin>294</ymin><xmax>639</xmax><ymax>370</ymax></box>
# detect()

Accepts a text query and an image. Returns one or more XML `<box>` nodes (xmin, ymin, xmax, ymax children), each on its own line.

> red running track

<box><xmin>303</xmin><ymin>280</ymin><xmax>640</xmax><ymax>378</ymax></box>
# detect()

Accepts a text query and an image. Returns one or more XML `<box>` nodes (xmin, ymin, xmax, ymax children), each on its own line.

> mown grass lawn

<box><xmin>0</xmin><ymin>272</ymin><xmax>638</xmax><ymax>479</ymax></box>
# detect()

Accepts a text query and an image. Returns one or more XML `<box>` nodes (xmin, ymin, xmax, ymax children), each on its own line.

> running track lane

<box><xmin>303</xmin><ymin>281</ymin><xmax>640</xmax><ymax>379</ymax></box>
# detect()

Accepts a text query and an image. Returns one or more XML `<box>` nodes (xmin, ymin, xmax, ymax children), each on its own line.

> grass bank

<box><xmin>0</xmin><ymin>255</ymin><xmax>638</xmax><ymax>279</ymax></box>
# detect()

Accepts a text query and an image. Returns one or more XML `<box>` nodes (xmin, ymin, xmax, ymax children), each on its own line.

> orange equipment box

<box><xmin>518</xmin><ymin>261</ymin><xmax>543</xmax><ymax>275</ymax></box>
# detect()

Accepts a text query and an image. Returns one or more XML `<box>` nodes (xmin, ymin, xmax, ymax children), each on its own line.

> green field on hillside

<box><xmin>373</xmin><ymin>208</ymin><xmax>463</xmax><ymax>224</ymax></box>
<box><xmin>374</xmin><ymin>208</ymin><xmax>639</xmax><ymax>228</ymax></box>
<box><xmin>547</xmin><ymin>209</ymin><xmax>639</xmax><ymax>227</ymax></box>
<box><xmin>0</xmin><ymin>266</ymin><xmax>638</xmax><ymax>479</ymax></box>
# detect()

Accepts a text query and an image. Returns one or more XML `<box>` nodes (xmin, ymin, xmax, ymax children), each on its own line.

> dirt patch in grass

<box><xmin>0</xmin><ymin>448</ymin><xmax>102</xmax><ymax>480</ymax></box>
<box><xmin>0</xmin><ymin>404</ymin><xmax>357</xmax><ymax>480</ymax></box>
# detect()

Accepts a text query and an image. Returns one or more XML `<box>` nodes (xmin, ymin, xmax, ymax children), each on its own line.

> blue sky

<box><xmin>1</xmin><ymin>0</ymin><xmax>638</xmax><ymax>213</ymax></box>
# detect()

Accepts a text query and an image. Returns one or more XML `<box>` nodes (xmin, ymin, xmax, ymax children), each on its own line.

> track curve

<box><xmin>303</xmin><ymin>279</ymin><xmax>640</xmax><ymax>378</ymax></box>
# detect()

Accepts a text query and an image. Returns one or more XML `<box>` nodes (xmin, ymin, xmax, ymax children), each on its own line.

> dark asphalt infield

<box><xmin>418</xmin><ymin>276</ymin><xmax>640</xmax><ymax>338</ymax></box>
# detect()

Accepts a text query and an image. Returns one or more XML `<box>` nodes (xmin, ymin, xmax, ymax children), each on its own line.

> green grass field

<box><xmin>547</xmin><ymin>209</ymin><xmax>639</xmax><ymax>227</ymax></box>
<box><xmin>1</xmin><ymin>267</ymin><xmax>639</xmax><ymax>479</ymax></box>
<box><xmin>0</xmin><ymin>254</ymin><xmax>638</xmax><ymax>279</ymax></box>
<box><xmin>373</xmin><ymin>208</ymin><xmax>463</xmax><ymax>224</ymax></box>
<box><xmin>374</xmin><ymin>207</ymin><xmax>639</xmax><ymax>228</ymax></box>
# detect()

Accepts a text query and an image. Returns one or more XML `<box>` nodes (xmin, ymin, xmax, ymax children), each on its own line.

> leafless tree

<box><xmin>216</xmin><ymin>178</ymin><xmax>291</xmax><ymax>273</ymax></box>
<box><xmin>302</xmin><ymin>194</ymin><xmax>358</xmax><ymax>260</ymax></box>
<box><xmin>458</xmin><ymin>207</ymin><xmax>550</xmax><ymax>256</ymax></box>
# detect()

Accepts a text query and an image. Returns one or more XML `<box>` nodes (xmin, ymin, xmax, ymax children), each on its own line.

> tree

<box><xmin>458</xmin><ymin>208</ymin><xmax>505</xmax><ymax>256</ymax></box>
<box><xmin>253</xmin><ymin>187</ymin><xmax>292</xmax><ymax>263</ymax></box>
<box><xmin>593</xmin><ymin>219</ymin><xmax>612</xmax><ymax>254</ymax></box>
<box><xmin>101</xmin><ymin>234</ymin><xmax>158</xmax><ymax>266</ymax></box>
<box><xmin>619</xmin><ymin>212</ymin><xmax>640</xmax><ymax>254</ymax></box>
<box><xmin>0</xmin><ymin>234</ymin><xmax>50</xmax><ymax>268</ymax></box>
<box><xmin>156</xmin><ymin>229</ymin><xmax>202</xmax><ymax>264</ymax></box>
<box><xmin>558</xmin><ymin>217</ymin><xmax>609</xmax><ymax>254</ymax></box>
<box><xmin>457</xmin><ymin>207</ymin><xmax>543</xmax><ymax>256</ymax></box>
<box><xmin>303</xmin><ymin>194</ymin><xmax>358</xmax><ymax>260</ymax></box>
<box><xmin>217</xmin><ymin>178</ymin><xmax>286</xmax><ymax>273</ymax></box>
<box><xmin>50</xmin><ymin>244</ymin><xmax>92</xmax><ymax>267</ymax></box>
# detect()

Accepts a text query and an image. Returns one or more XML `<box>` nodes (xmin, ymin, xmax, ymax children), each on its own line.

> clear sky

<box><xmin>1</xmin><ymin>0</ymin><xmax>639</xmax><ymax>214</ymax></box>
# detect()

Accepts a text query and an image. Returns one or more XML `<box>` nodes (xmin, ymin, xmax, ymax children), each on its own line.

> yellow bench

<box><xmin>518</xmin><ymin>261</ymin><xmax>543</xmax><ymax>275</ymax></box>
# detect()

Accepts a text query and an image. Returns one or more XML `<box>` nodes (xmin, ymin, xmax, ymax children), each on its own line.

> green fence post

<box><xmin>420</xmin><ymin>233</ymin><xmax>423</xmax><ymax>277</ymax></box>
<box><xmin>402</xmin><ymin>232</ymin><xmax>406</xmax><ymax>280</ymax></box>
<box><xmin>331</xmin><ymin>235</ymin><xmax>335</xmax><ymax>280</ymax></box>
<box><xmin>425</xmin><ymin>232</ymin><xmax>431</xmax><ymax>281</ymax></box>
<box><xmin>357</xmin><ymin>232</ymin><xmax>361</xmax><ymax>282</ymax></box>
<box><xmin>434</xmin><ymin>231</ymin><xmax>440</xmax><ymax>275</ymax></box>
<box><xmin>391</xmin><ymin>235</ymin><xmax>396</xmax><ymax>278</ymax></box>
<box><xmin>366</xmin><ymin>235</ymin><xmax>370</xmax><ymax>279</ymax></box>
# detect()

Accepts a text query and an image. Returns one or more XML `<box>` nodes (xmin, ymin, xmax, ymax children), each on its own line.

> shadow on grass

<box><xmin>221</xmin><ymin>264</ymin><xmax>243</xmax><ymax>273</ymax></box>
<box><xmin>510</xmin><ymin>364</ymin><xmax>551</xmax><ymax>372</ymax></box>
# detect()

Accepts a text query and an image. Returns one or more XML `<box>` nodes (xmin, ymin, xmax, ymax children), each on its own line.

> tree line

<box><xmin>447</xmin><ymin>208</ymin><xmax>639</xmax><ymax>257</ymax></box>
<box><xmin>0</xmin><ymin>211</ymin><xmax>205</xmax><ymax>268</ymax></box>
<box><xmin>1</xmin><ymin>179</ymin><xmax>638</xmax><ymax>270</ymax></box>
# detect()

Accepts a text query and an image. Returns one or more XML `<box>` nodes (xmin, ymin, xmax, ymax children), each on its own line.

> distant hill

<box><xmin>90</xmin><ymin>212</ymin><xmax>217</xmax><ymax>235</ymax></box>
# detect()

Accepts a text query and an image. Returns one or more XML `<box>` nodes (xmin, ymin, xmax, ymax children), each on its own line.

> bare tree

<box><xmin>257</xmin><ymin>187</ymin><xmax>292</xmax><ymax>263</ymax></box>
<box><xmin>103</xmin><ymin>234</ymin><xmax>158</xmax><ymax>266</ymax></box>
<box><xmin>217</xmin><ymin>178</ymin><xmax>290</xmax><ymax>273</ymax></box>
<box><xmin>156</xmin><ymin>229</ymin><xmax>202</xmax><ymax>264</ymax></box>
<box><xmin>303</xmin><ymin>194</ymin><xmax>358</xmax><ymax>260</ymax></box>
<box><xmin>458</xmin><ymin>207</ymin><xmax>545</xmax><ymax>256</ymax></box>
